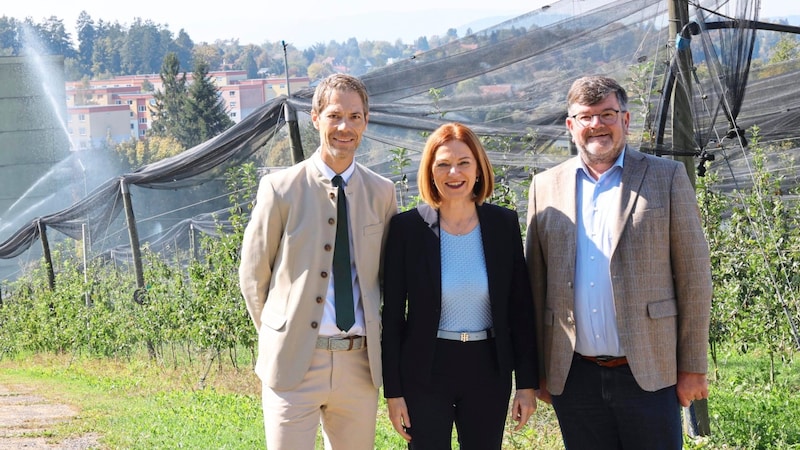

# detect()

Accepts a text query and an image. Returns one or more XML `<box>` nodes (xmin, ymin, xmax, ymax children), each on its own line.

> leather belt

<box><xmin>436</xmin><ymin>328</ymin><xmax>495</xmax><ymax>342</ymax></box>
<box><xmin>316</xmin><ymin>336</ymin><xmax>366</xmax><ymax>351</ymax></box>
<box><xmin>578</xmin><ymin>353</ymin><xmax>628</xmax><ymax>368</ymax></box>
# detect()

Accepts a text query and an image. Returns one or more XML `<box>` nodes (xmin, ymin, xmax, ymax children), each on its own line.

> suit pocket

<box><xmin>363</xmin><ymin>222</ymin><xmax>383</xmax><ymax>236</ymax></box>
<box><xmin>262</xmin><ymin>310</ymin><xmax>287</xmax><ymax>331</ymax></box>
<box><xmin>647</xmin><ymin>299</ymin><xmax>678</xmax><ymax>319</ymax></box>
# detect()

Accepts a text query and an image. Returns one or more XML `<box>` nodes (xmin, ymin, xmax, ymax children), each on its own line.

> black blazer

<box><xmin>381</xmin><ymin>202</ymin><xmax>539</xmax><ymax>398</ymax></box>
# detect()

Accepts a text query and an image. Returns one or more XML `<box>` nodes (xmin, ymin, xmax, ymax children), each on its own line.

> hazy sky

<box><xmin>4</xmin><ymin>0</ymin><xmax>799</xmax><ymax>49</ymax></box>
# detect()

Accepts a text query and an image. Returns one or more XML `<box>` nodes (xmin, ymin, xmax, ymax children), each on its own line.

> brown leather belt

<box><xmin>579</xmin><ymin>353</ymin><xmax>629</xmax><ymax>368</ymax></box>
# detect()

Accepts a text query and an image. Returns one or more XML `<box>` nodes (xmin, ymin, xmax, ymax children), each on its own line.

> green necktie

<box><xmin>332</xmin><ymin>175</ymin><xmax>355</xmax><ymax>332</ymax></box>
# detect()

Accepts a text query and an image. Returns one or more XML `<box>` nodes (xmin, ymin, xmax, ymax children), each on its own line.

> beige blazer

<box><xmin>525</xmin><ymin>148</ymin><xmax>712</xmax><ymax>395</ymax></box>
<box><xmin>239</xmin><ymin>158</ymin><xmax>397</xmax><ymax>391</ymax></box>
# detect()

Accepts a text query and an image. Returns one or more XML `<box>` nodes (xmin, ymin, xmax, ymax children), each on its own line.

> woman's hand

<box><xmin>387</xmin><ymin>397</ymin><xmax>412</xmax><ymax>442</ymax></box>
<box><xmin>510</xmin><ymin>388</ymin><xmax>537</xmax><ymax>431</ymax></box>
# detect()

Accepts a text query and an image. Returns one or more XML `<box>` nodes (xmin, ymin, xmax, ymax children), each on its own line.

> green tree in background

<box><xmin>76</xmin><ymin>11</ymin><xmax>95</xmax><ymax>77</ymax></box>
<box><xmin>185</xmin><ymin>59</ymin><xmax>234</xmax><ymax>148</ymax></box>
<box><xmin>149</xmin><ymin>53</ymin><xmax>233</xmax><ymax>150</ymax></box>
<box><xmin>149</xmin><ymin>52</ymin><xmax>190</xmax><ymax>147</ymax></box>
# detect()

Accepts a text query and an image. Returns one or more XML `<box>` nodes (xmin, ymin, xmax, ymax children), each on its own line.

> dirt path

<box><xmin>0</xmin><ymin>384</ymin><xmax>102</xmax><ymax>449</ymax></box>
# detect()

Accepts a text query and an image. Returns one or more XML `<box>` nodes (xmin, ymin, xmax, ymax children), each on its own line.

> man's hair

<box><xmin>417</xmin><ymin>122</ymin><xmax>495</xmax><ymax>208</ymax></box>
<box><xmin>566</xmin><ymin>75</ymin><xmax>628</xmax><ymax>111</ymax></box>
<box><xmin>311</xmin><ymin>73</ymin><xmax>369</xmax><ymax>115</ymax></box>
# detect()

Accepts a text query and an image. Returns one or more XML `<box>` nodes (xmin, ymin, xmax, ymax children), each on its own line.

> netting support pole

<box><xmin>669</xmin><ymin>0</ymin><xmax>711</xmax><ymax>438</ymax></box>
<box><xmin>82</xmin><ymin>223</ymin><xmax>92</xmax><ymax>307</ymax></box>
<box><xmin>285</xmin><ymin>102</ymin><xmax>305</xmax><ymax>164</ymax></box>
<box><xmin>37</xmin><ymin>220</ymin><xmax>55</xmax><ymax>291</ymax></box>
<box><xmin>120</xmin><ymin>179</ymin><xmax>145</xmax><ymax>294</ymax></box>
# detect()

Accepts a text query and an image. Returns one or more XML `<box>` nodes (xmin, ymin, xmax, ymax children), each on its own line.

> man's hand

<box><xmin>676</xmin><ymin>371</ymin><xmax>709</xmax><ymax>407</ymax></box>
<box><xmin>536</xmin><ymin>378</ymin><xmax>552</xmax><ymax>404</ymax></box>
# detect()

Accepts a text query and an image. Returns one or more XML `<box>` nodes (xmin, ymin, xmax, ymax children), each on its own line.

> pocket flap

<box><xmin>262</xmin><ymin>310</ymin><xmax>287</xmax><ymax>331</ymax></box>
<box><xmin>647</xmin><ymin>299</ymin><xmax>678</xmax><ymax>319</ymax></box>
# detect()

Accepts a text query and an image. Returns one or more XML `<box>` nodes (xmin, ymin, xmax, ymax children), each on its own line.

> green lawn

<box><xmin>0</xmin><ymin>347</ymin><xmax>797</xmax><ymax>449</ymax></box>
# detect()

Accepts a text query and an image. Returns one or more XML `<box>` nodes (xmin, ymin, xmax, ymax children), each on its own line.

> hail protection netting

<box><xmin>2</xmin><ymin>0</ymin><xmax>799</xmax><ymax>281</ymax></box>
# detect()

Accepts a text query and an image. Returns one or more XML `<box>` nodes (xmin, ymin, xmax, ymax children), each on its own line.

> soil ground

<box><xmin>0</xmin><ymin>383</ymin><xmax>102</xmax><ymax>449</ymax></box>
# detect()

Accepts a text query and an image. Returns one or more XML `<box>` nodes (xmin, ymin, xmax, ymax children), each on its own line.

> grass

<box><xmin>0</xmin><ymin>346</ymin><xmax>797</xmax><ymax>449</ymax></box>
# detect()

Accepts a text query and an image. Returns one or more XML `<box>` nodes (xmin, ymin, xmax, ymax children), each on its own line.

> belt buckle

<box><xmin>460</xmin><ymin>332</ymin><xmax>469</xmax><ymax>342</ymax></box>
<box><xmin>595</xmin><ymin>355</ymin><xmax>615</xmax><ymax>363</ymax></box>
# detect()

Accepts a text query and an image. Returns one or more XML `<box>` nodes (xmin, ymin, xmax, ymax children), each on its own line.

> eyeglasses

<box><xmin>569</xmin><ymin>109</ymin><xmax>625</xmax><ymax>127</ymax></box>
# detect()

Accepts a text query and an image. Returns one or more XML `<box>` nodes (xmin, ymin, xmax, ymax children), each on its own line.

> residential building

<box><xmin>63</xmin><ymin>73</ymin><xmax>311</xmax><ymax>149</ymax></box>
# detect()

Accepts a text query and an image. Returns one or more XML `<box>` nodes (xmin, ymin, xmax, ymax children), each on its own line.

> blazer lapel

<box><xmin>476</xmin><ymin>205</ymin><xmax>502</xmax><ymax>314</ymax></box>
<box><xmin>417</xmin><ymin>204</ymin><xmax>442</xmax><ymax>306</ymax></box>
<box><xmin>557</xmin><ymin>158</ymin><xmax>580</xmax><ymax>268</ymax></box>
<box><xmin>612</xmin><ymin>148</ymin><xmax>647</xmax><ymax>254</ymax></box>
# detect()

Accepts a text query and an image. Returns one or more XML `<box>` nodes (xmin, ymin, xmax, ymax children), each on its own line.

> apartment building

<box><xmin>65</xmin><ymin>72</ymin><xmax>310</xmax><ymax>150</ymax></box>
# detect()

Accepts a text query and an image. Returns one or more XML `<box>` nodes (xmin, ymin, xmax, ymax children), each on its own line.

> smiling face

<box><xmin>311</xmin><ymin>89</ymin><xmax>368</xmax><ymax>173</ymax></box>
<box><xmin>567</xmin><ymin>93</ymin><xmax>630</xmax><ymax>176</ymax></box>
<box><xmin>431</xmin><ymin>139</ymin><xmax>478</xmax><ymax>207</ymax></box>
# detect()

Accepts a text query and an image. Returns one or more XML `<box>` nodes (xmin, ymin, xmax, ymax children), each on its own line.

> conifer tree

<box><xmin>184</xmin><ymin>60</ymin><xmax>234</xmax><ymax>147</ymax></box>
<box><xmin>149</xmin><ymin>52</ymin><xmax>191</xmax><ymax>148</ymax></box>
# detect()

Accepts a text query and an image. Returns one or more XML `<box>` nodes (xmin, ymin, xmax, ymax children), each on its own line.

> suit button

<box><xmin>328</xmin><ymin>218</ymin><xmax>335</xmax><ymax>225</ymax></box>
<box><xmin>324</xmin><ymin>244</ymin><xmax>332</xmax><ymax>251</ymax></box>
<box><xmin>316</xmin><ymin>297</ymin><xmax>323</xmax><ymax>304</ymax></box>
<box><xmin>568</xmin><ymin>281</ymin><xmax>573</xmax><ymax>289</ymax></box>
<box><xmin>321</xmin><ymin>271</ymin><xmax>328</xmax><ymax>278</ymax></box>
<box><xmin>329</xmin><ymin>193</ymin><xmax>335</xmax><ymax>199</ymax></box>
<box><xmin>311</xmin><ymin>321</ymin><xmax>318</xmax><ymax>329</ymax></box>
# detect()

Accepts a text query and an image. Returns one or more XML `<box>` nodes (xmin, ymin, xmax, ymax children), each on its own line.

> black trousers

<box><xmin>403</xmin><ymin>338</ymin><xmax>512</xmax><ymax>450</ymax></box>
<box><xmin>551</xmin><ymin>353</ymin><xmax>682</xmax><ymax>450</ymax></box>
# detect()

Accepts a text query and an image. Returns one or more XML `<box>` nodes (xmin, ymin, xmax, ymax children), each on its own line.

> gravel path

<box><xmin>0</xmin><ymin>384</ymin><xmax>102</xmax><ymax>449</ymax></box>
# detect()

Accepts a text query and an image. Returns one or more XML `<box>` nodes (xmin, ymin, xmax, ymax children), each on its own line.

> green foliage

<box><xmin>149</xmin><ymin>52</ymin><xmax>190</xmax><ymax>144</ymax></box>
<box><xmin>149</xmin><ymin>54</ymin><xmax>234</xmax><ymax>150</ymax></box>
<box><xmin>184</xmin><ymin>60</ymin><xmax>235</xmax><ymax>147</ymax></box>
<box><xmin>698</xmin><ymin>126</ymin><xmax>800</xmax><ymax>382</ymax></box>
<box><xmin>0</xmin><ymin>164</ymin><xmax>261</xmax><ymax>367</ymax></box>
<box><xmin>428</xmin><ymin>87</ymin><xmax>447</xmax><ymax>118</ymax></box>
<box><xmin>114</xmin><ymin>134</ymin><xmax>185</xmax><ymax>169</ymax></box>
<box><xmin>388</xmin><ymin>146</ymin><xmax>420</xmax><ymax>211</ymax></box>
<box><xmin>701</xmin><ymin>347</ymin><xmax>800</xmax><ymax>450</ymax></box>
<box><xmin>482</xmin><ymin>130</ymin><xmax>538</xmax><ymax>216</ymax></box>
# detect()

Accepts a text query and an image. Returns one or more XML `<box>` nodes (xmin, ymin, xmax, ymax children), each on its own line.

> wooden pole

<box><xmin>37</xmin><ymin>220</ymin><xmax>55</xmax><ymax>290</ymax></box>
<box><xmin>285</xmin><ymin>102</ymin><xmax>305</xmax><ymax>164</ymax></box>
<box><xmin>669</xmin><ymin>0</ymin><xmax>710</xmax><ymax>437</ymax></box>
<box><xmin>120</xmin><ymin>179</ymin><xmax>145</xmax><ymax>295</ymax></box>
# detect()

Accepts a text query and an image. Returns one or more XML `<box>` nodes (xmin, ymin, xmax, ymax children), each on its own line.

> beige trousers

<box><xmin>261</xmin><ymin>346</ymin><xmax>378</xmax><ymax>450</ymax></box>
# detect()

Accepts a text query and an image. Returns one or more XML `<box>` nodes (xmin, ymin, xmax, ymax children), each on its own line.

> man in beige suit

<box><xmin>525</xmin><ymin>75</ymin><xmax>712</xmax><ymax>449</ymax></box>
<box><xmin>239</xmin><ymin>73</ymin><xmax>397</xmax><ymax>450</ymax></box>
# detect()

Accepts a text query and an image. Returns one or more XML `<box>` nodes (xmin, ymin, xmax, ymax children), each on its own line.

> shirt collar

<box><xmin>312</xmin><ymin>149</ymin><xmax>356</xmax><ymax>184</ymax></box>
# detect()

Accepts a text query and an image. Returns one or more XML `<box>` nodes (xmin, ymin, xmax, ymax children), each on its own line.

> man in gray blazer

<box><xmin>239</xmin><ymin>73</ymin><xmax>397</xmax><ymax>449</ymax></box>
<box><xmin>525</xmin><ymin>75</ymin><xmax>712</xmax><ymax>449</ymax></box>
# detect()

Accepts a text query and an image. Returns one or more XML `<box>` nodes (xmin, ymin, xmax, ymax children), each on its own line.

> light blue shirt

<box><xmin>573</xmin><ymin>148</ymin><xmax>625</xmax><ymax>357</ymax></box>
<box><xmin>439</xmin><ymin>225</ymin><xmax>493</xmax><ymax>332</ymax></box>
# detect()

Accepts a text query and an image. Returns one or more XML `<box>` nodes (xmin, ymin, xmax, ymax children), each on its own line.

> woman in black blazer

<box><xmin>381</xmin><ymin>123</ymin><xmax>539</xmax><ymax>449</ymax></box>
